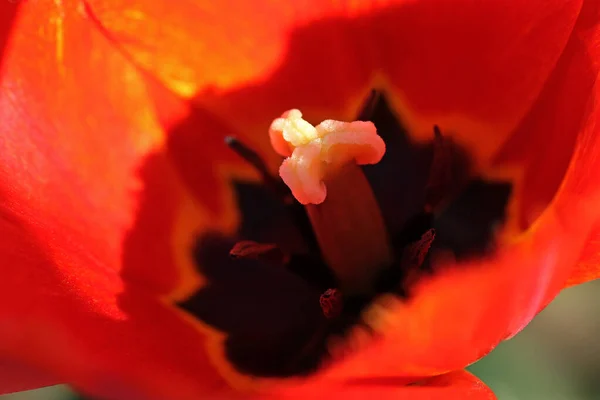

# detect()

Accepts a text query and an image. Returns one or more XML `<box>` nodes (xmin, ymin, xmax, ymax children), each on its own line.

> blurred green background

<box><xmin>3</xmin><ymin>280</ymin><xmax>599</xmax><ymax>400</ymax></box>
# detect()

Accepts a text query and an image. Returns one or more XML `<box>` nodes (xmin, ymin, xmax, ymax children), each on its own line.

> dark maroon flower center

<box><xmin>178</xmin><ymin>91</ymin><xmax>512</xmax><ymax>378</ymax></box>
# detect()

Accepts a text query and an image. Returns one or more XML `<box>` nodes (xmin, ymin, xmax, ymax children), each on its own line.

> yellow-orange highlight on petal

<box><xmin>269</xmin><ymin>109</ymin><xmax>385</xmax><ymax>204</ymax></box>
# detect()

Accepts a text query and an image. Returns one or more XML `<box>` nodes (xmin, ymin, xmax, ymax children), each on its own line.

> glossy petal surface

<box><xmin>84</xmin><ymin>0</ymin><xmax>582</xmax><ymax>166</ymax></box>
<box><xmin>490</xmin><ymin>0</ymin><xmax>600</xmax><ymax>286</ymax></box>
<box><xmin>0</xmin><ymin>1</ymin><xmax>235</xmax><ymax>399</ymax></box>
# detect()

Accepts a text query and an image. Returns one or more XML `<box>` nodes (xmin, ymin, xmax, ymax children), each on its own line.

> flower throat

<box><xmin>181</xmin><ymin>91</ymin><xmax>512</xmax><ymax>378</ymax></box>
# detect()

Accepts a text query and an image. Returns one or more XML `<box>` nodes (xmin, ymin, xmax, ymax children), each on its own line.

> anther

<box><xmin>397</xmin><ymin>228</ymin><xmax>436</xmax><ymax>296</ymax></box>
<box><xmin>319</xmin><ymin>288</ymin><xmax>343</xmax><ymax>319</ymax></box>
<box><xmin>425</xmin><ymin>126</ymin><xmax>454</xmax><ymax>211</ymax></box>
<box><xmin>229</xmin><ymin>240</ymin><xmax>290</xmax><ymax>266</ymax></box>
<box><xmin>425</xmin><ymin>126</ymin><xmax>471</xmax><ymax>212</ymax></box>
<box><xmin>400</xmin><ymin>228</ymin><xmax>436</xmax><ymax>271</ymax></box>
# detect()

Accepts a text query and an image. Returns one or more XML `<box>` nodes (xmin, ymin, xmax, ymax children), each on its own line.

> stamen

<box><xmin>425</xmin><ymin>126</ymin><xmax>452</xmax><ymax>211</ymax></box>
<box><xmin>229</xmin><ymin>240</ymin><xmax>290</xmax><ymax>266</ymax></box>
<box><xmin>375</xmin><ymin>227</ymin><xmax>436</xmax><ymax>297</ymax></box>
<box><xmin>424</xmin><ymin>126</ymin><xmax>469</xmax><ymax>212</ymax></box>
<box><xmin>319</xmin><ymin>288</ymin><xmax>343</xmax><ymax>319</ymax></box>
<box><xmin>269</xmin><ymin>110</ymin><xmax>391</xmax><ymax>295</ymax></box>
<box><xmin>396</xmin><ymin>228</ymin><xmax>436</xmax><ymax>296</ymax></box>
<box><xmin>400</xmin><ymin>228</ymin><xmax>436</xmax><ymax>271</ymax></box>
<box><xmin>225</xmin><ymin>136</ymin><xmax>289</xmax><ymax>200</ymax></box>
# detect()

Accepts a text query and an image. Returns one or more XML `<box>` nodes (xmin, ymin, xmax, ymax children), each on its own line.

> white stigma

<box><xmin>269</xmin><ymin>109</ymin><xmax>386</xmax><ymax>204</ymax></box>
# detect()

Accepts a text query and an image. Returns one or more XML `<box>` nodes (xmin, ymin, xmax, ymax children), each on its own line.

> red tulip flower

<box><xmin>1</xmin><ymin>0</ymin><xmax>599</xmax><ymax>399</ymax></box>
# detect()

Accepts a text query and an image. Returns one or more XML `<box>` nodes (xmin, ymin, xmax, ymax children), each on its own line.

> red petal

<box><xmin>378</xmin><ymin>0</ymin><xmax>582</xmax><ymax>167</ymax></box>
<box><xmin>488</xmin><ymin>0</ymin><xmax>600</xmax><ymax>286</ymax></box>
<box><xmin>83</xmin><ymin>0</ymin><xmax>373</xmax><ymax>166</ymax></box>
<box><xmin>560</xmin><ymin>0</ymin><xmax>600</xmax><ymax>287</ymax></box>
<box><xmin>321</xmin><ymin>0</ymin><xmax>600</xmax><ymax>379</ymax></box>
<box><xmin>0</xmin><ymin>1</ymin><xmax>18</xmax><ymax>58</ymax></box>
<box><xmin>0</xmin><ymin>359</ymin><xmax>58</xmax><ymax>395</ymax></box>
<box><xmin>144</xmin><ymin>80</ymin><xmax>257</xmax><ymax>220</ymax></box>
<box><xmin>562</xmin><ymin>90</ymin><xmax>600</xmax><ymax>287</ymax></box>
<box><xmin>83</xmin><ymin>0</ymin><xmax>581</xmax><ymax>169</ymax></box>
<box><xmin>263</xmin><ymin>370</ymin><xmax>495</xmax><ymax>400</ymax></box>
<box><xmin>0</xmin><ymin>0</ymin><xmax>235</xmax><ymax>398</ymax></box>
<box><xmin>489</xmin><ymin>1</ymin><xmax>597</xmax><ymax>233</ymax></box>
<box><xmin>567</xmin><ymin>225</ymin><xmax>600</xmax><ymax>286</ymax></box>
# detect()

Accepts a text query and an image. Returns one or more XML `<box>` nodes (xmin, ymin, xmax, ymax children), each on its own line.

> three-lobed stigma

<box><xmin>269</xmin><ymin>109</ymin><xmax>386</xmax><ymax>205</ymax></box>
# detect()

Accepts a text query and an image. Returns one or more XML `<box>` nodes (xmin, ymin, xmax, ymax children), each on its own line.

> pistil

<box><xmin>269</xmin><ymin>110</ymin><xmax>392</xmax><ymax>295</ymax></box>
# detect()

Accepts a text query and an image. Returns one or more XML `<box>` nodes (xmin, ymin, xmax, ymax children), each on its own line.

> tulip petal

<box><xmin>83</xmin><ymin>0</ymin><xmax>581</xmax><ymax>169</ymax></box>
<box><xmin>562</xmin><ymin>111</ymin><xmax>600</xmax><ymax>287</ymax></box>
<box><xmin>378</xmin><ymin>0</ymin><xmax>582</xmax><ymax>168</ymax></box>
<box><xmin>560</xmin><ymin>0</ymin><xmax>600</xmax><ymax>286</ymax></box>
<box><xmin>0</xmin><ymin>0</ymin><xmax>239</xmax><ymax>398</ymax></box>
<box><xmin>567</xmin><ymin>226</ymin><xmax>600</xmax><ymax>286</ymax></box>
<box><xmin>265</xmin><ymin>370</ymin><xmax>495</xmax><ymax>400</ymax></box>
<box><xmin>320</xmin><ymin>0</ymin><xmax>600</xmax><ymax>379</ymax></box>
<box><xmin>0</xmin><ymin>359</ymin><xmax>58</xmax><ymax>395</ymax></box>
<box><xmin>83</xmin><ymin>0</ymin><xmax>376</xmax><ymax>167</ymax></box>
<box><xmin>0</xmin><ymin>146</ymin><xmax>237</xmax><ymax>398</ymax></box>
<box><xmin>0</xmin><ymin>1</ymin><xmax>18</xmax><ymax>59</ymax></box>
<box><xmin>488</xmin><ymin>0</ymin><xmax>600</xmax><ymax>285</ymax></box>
